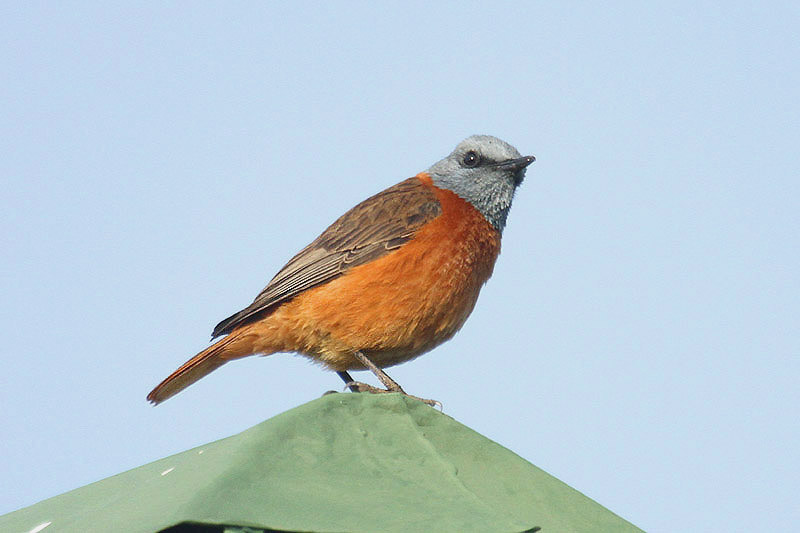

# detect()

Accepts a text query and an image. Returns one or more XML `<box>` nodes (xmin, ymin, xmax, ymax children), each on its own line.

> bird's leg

<box><xmin>337</xmin><ymin>351</ymin><xmax>441</xmax><ymax>408</ymax></box>
<box><xmin>354</xmin><ymin>351</ymin><xmax>405</xmax><ymax>392</ymax></box>
<box><xmin>337</xmin><ymin>367</ymin><xmax>397</xmax><ymax>395</ymax></box>
<box><xmin>337</xmin><ymin>371</ymin><xmax>360</xmax><ymax>392</ymax></box>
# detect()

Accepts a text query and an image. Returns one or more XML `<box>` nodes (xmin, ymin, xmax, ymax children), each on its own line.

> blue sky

<box><xmin>2</xmin><ymin>3</ymin><xmax>798</xmax><ymax>531</ymax></box>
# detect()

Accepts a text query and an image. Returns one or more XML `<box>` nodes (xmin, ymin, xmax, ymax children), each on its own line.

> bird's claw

<box><xmin>343</xmin><ymin>381</ymin><xmax>441</xmax><ymax>409</ymax></box>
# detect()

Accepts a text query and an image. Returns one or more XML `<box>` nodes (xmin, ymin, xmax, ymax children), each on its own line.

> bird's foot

<box><xmin>343</xmin><ymin>380</ymin><xmax>441</xmax><ymax>409</ymax></box>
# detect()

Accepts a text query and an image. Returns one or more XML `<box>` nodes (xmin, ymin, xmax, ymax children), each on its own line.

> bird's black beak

<box><xmin>498</xmin><ymin>155</ymin><xmax>535</xmax><ymax>186</ymax></box>
<box><xmin>497</xmin><ymin>155</ymin><xmax>536</xmax><ymax>171</ymax></box>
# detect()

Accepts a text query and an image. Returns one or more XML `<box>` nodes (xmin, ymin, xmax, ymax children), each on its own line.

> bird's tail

<box><xmin>147</xmin><ymin>331</ymin><xmax>256</xmax><ymax>405</ymax></box>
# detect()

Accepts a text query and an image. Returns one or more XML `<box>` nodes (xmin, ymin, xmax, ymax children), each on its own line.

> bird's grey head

<box><xmin>426</xmin><ymin>135</ymin><xmax>534</xmax><ymax>232</ymax></box>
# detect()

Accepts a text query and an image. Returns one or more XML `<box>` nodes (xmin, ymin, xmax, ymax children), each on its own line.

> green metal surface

<box><xmin>1</xmin><ymin>393</ymin><xmax>642</xmax><ymax>532</ymax></box>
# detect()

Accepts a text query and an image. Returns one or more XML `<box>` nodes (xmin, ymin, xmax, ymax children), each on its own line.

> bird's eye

<box><xmin>462</xmin><ymin>150</ymin><xmax>481</xmax><ymax>168</ymax></box>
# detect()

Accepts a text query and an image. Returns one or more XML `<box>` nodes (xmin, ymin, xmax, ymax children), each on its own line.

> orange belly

<box><xmin>245</xmin><ymin>175</ymin><xmax>502</xmax><ymax>370</ymax></box>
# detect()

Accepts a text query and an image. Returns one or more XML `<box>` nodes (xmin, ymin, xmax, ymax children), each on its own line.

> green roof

<box><xmin>1</xmin><ymin>393</ymin><xmax>641</xmax><ymax>532</ymax></box>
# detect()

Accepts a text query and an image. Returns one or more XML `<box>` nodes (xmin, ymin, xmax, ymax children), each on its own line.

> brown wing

<box><xmin>211</xmin><ymin>177</ymin><xmax>441</xmax><ymax>338</ymax></box>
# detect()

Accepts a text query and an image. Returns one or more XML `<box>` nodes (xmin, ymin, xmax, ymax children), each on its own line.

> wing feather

<box><xmin>211</xmin><ymin>177</ymin><xmax>441</xmax><ymax>338</ymax></box>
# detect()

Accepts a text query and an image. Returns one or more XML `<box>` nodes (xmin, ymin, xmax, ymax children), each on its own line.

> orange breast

<box><xmin>250</xmin><ymin>173</ymin><xmax>502</xmax><ymax>370</ymax></box>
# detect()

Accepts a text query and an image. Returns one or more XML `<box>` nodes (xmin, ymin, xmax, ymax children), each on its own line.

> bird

<box><xmin>147</xmin><ymin>135</ymin><xmax>534</xmax><ymax>406</ymax></box>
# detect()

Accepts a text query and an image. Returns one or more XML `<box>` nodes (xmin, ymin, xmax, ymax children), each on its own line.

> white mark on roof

<box><xmin>29</xmin><ymin>522</ymin><xmax>52</xmax><ymax>533</ymax></box>
<box><xmin>160</xmin><ymin>467</ymin><xmax>175</xmax><ymax>476</ymax></box>
<box><xmin>198</xmin><ymin>450</ymin><xmax>204</xmax><ymax>454</ymax></box>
